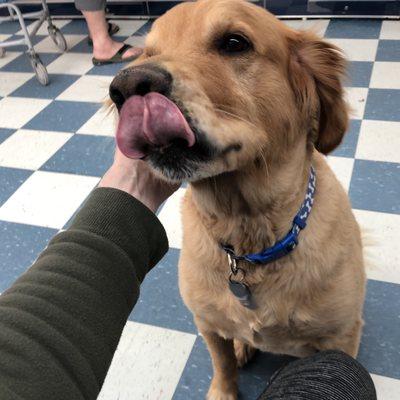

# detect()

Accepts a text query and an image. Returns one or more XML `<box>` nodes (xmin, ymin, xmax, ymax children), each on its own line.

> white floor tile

<box><xmin>283</xmin><ymin>19</ymin><xmax>330</xmax><ymax>36</ymax></box>
<box><xmin>327</xmin><ymin>39</ymin><xmax>378</xmax><ymax>61</ymax></box>
<box><xmin>98</xmin><ymin>321</ymin><xmax>196</xmax><ymax>400</ymax></box>
<box><xmin>0</xmin><ymin>171</ymin><xmax>99</xmax><ymax>229</ymax></box>
<box><xmin>345</xmin><ymin>87</ymin><xmax>368</xmax><ymax>119</ymax></box>
<box><xmin>46</xmin><ymin>53</ymin><xmax>94</xmax><ymax>75</ymax></box>
<box><xmin>370</xmin><ymin>62</ymin><xmax>400</xmax><ymax>89</ymax></box>
<box><xmin>354</xmin><ymin>209</ymin><xmax>400</xmax><ymax>285</ymax></box>
<box><xmin>356</xmin><ymin>120</ymin><xmax>400</xmax><ymax>163</ymax></box>
<box><xmin>109</xmin><ymin>19</ymin><xmax>147</xmax><ymax>37</ymax></box>
<box><xmin>0</xmin><ymin>34</ymin><xmax>11</xmax><ymax>42</ymax></box>
<box><xmin>16</xmin><ymin>19</ymin><xmax>71</xmax><ymax>36</ymax></box>
<box><xmin>158</xmin><ymin>188</ymin><xmax>186</xmax><ymax>249</ymax></box>
<box><xmin>0</xmin><ymin>129</ymin><xmax>72</xmax><ymax>170</ymax></box>
<box><xmin>371</xmin><ymin>374</ymin><xmax>400</xmax><ymax>400</ymax></box>
<box><xmin>33</xmin><ymin>34</ymin><xmax>86</xmax><ymax>54</ymax></box>
<box><xmin>326</xmin><ymin>156</ymin><xmax>354</xmax><ymax>192</ymax></box>
<box><xmin>0</xmin><ymin>51</ymin><xmax>21</xmax><ymax>69</ymax></box>
<box><xmin>0</xmin><ymin>97</ymin><xmax>51</xmax><ymax>129</ymax></box>
<box><xmin>0</xmin><ymin>71</ymin><xmax>33</xmax><ymax>97</ymax></box>
<box><xmin>57</xmin><ymin>75</ymin><xmax>113</xmax><ymax>103</ymax></box>
<box><xmin>77</xmin><ymin>106</ymin><xmax>117</xmax><ymax>136</ymax></box>
<box><xmin>380</xmin><ymin>21</ymin><xmax>400</xmax><ymax>40</ymax></box>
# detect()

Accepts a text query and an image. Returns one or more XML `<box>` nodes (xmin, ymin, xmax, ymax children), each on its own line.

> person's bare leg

<box><xmin>82</xmin><ymin>10</ymin><xmax>142</xmax><ymax>60</ymax></box>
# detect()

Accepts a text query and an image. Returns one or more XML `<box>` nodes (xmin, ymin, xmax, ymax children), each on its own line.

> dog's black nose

<box><xmin>109</xmin><ymin>65</ymin><xmax>173</xmax><ymax>110</ymax></box>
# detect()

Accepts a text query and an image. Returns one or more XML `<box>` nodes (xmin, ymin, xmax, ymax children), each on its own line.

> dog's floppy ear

<box><xmin>287</xmin><ymin>31</ymin><xmax>349</xmax><ymax>154</ymax></box>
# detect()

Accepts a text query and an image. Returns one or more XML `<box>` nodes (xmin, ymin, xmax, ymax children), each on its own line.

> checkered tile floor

<box><xmin>0</xmin><ymin>17</ymin><xmax>400</xmax><ymax>400</ymax></box>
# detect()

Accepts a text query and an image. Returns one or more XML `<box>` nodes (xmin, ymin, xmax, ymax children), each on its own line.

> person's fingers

<box><xmin>113</xmin><ymin>147</ymin><xmax>139</xmax><ymax>167</ymax></box>
<box><xmin>113</xmin><ymin>148</ymin><xmax>180</xmax><ymax>190</ymax></box>
<box><xmin>100</xmin><ymin>147</ymin><xmax>180</xmax><ymax>212</ymax></box>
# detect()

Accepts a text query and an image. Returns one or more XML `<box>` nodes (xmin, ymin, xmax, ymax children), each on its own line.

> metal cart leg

<box><xmin>7</xmin><ymin>4</ymin><xmax>17</xmax><ymax>21</ymax></box>
<box><xmin>6</xmin><ymin>3</ymin><xmax>35</xmax><ymax>53</ymax></box>
<box><xmin>41</xmin><ymin>0</ymin><xmax>68</xmax><ymax>52</ymax></box>
<box><xmin>5</xmin><ymin>2</ymin><xmax>49</xmax><ymax>85</ymax></box>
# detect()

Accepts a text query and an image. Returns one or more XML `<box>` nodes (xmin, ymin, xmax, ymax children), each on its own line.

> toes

<box><xmin>207</xmin><ymin>387</ymin><xmax>237</xmax><ymax>400</ymax></box>
<box><xmin>207</xmin><ymin>378</ymin><xmax>237</xmax><ymax>400</ymax></box>
<box><xmin>123</xmin><ymin>47</ymin><xmax>143</xmax><ymax>59</ymax></box>
<box><xmin>234</xmin><ymin>339</ymin><xmax>257</xmax><ymax>368</ymax></box>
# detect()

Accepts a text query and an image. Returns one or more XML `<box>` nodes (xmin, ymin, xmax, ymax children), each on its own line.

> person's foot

<box><xmin>93</xmin><ymin>39</ymin><xmax>142</xmax><ymax>61</ymax></box>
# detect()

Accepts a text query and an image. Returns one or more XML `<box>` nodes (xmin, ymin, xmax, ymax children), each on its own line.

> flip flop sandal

<box><xmin>87</xmin><ymin>22</ymin><xmax>120</xmax><ymax>46</ymax></box>
<box><xmin>92</xmin><ymin>43</ymin><xmax>142</xmax><ymax>66</ymax></box>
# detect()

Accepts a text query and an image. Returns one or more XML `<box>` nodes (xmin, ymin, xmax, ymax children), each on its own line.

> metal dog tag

<box><xmin>229</xmin><ymin>280</ymin><xmax>253</xmax><ymax>309</ymax></box>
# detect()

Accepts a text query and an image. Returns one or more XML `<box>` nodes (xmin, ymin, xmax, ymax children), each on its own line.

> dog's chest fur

<box><xmin>178</xmin><ymin>247</ymin><xmax>326</xmax><ymax>357</ymax></box>
<box><xmin>178</xmin><ymin>197</ymin><xmax>328</xmax><ymax>357</ymax></box>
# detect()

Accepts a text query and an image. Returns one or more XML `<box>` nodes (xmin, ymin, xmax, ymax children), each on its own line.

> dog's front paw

<box><xmin>234</xmin><ymin>339</ymin><xmax>257</xmax><ymax>368</ymax></box>
<box><xmin>207</xmin><ymin>387</ymin><xmax>237</xmax><ymax>400</ymax></box>
<box><xmin>206</xmin><ymin>379</ymin><xmax>237</xmax><ymax>400</ymax></box>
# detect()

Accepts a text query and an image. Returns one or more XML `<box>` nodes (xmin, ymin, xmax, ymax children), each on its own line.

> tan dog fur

<box><xmin>126</xmin><ymin>1</ymin><xmax>366</xmax><ymax>399</ymax></box>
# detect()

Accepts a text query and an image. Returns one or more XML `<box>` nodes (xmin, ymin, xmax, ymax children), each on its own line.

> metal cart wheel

<box><xmin>0</xmin><ymin>48</ymin><xmax>5</xmax><ymax>58</ymax></box>
<box><xmin>29</xmin><ymin>54</ymin><xmax>49</xmax><ymax>86</ymax></box>
<box><xmin>48</xmin><ymin>25</ymin><xmax>68</xmax><ymax>52</ymax></box>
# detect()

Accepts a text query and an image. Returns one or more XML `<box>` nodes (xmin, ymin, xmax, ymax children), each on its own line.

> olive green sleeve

<box><xmin>0</xmin><ymin>188</ymin><xmax>169</xmax><ymax>400</ymax></box>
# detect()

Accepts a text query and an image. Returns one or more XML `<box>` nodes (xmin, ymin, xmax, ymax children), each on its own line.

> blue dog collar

<box><xmin>221</xmin><ymin>167</ymin><xmax>316</xmax><ymax>265</ymax></box>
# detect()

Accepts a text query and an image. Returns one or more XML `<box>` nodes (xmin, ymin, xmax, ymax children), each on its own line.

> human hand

<box><xmin>99</xmin><ymin>148</ymin><xmax>180</xmax><ymax>213</ymax></box>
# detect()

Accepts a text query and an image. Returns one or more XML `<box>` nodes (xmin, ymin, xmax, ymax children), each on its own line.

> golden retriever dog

<box><xmin>109</xmin><ymin>0</ymin><xmax>366</xmax><ymax>398</ymax></box>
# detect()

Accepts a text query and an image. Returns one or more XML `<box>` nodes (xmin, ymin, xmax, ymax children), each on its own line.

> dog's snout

<box><xmin>109</xmin><ymin>65</ymin><xmax>173</xmax><ymax>109</ymax></box>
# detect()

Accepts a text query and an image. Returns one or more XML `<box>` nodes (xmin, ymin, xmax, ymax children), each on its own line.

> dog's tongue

<box><xmin>116</xmin><ymin>93</ymin><xmax>195</xmax><ymax>159</ymax></box>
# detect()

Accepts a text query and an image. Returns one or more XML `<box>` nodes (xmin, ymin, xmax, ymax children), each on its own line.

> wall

<box><xmin>3</xmin><ymin>0</ymin><xmax>400</xmax><ymax>17</ymax></box>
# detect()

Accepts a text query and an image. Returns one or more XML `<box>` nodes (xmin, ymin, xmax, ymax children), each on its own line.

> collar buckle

<box><xmin>274</xmin><ymin>229</ymin><xmax>299</xmax><ymax>256</ymax></box>
<box><xmin>243</xmin><ymin>229</ymin><xmax>299</xmax><ymax>265</ymax></box>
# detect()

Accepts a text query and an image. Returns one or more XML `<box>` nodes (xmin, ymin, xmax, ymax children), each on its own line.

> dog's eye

<box><xmin>218</xmin><ymin>34</ymin><xmax>251</xmax><ymax>54</ymax></box>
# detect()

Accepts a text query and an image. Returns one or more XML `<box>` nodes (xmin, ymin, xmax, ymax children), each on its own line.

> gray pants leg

<box><xmin>75</xmin><ymin>0</ymin><xmax>106</xmax><ymax>11</ymax></box>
